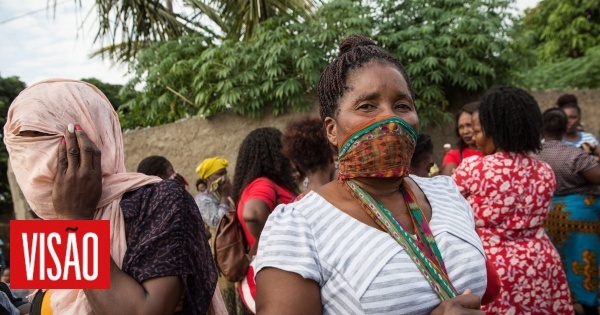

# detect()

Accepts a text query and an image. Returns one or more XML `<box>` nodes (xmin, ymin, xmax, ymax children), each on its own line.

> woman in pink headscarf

<box><xmin>4</xmin><ymin>79</ymin><xmax>222</xmax><ymax>314</ymax></box>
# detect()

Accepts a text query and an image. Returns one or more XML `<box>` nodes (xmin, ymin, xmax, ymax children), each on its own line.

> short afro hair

<box><xmin>542</xmin><ymin>108</ymin><xmax>568</xmax><ymax>139</ymax></box>
<box><xmin>137</xmin><ymin>155</ymin><xmax>172</xmax><ymax>178</ymax></box>
<box><xmin>281</xmin><ymin>117</ymin><xmax>333</xmax><ymax>174</ymax></box>
<box><xmin>556</xmin><ymin>93</ymin><xmax>580</xmax><ymax>115</ymax></box>
<box><xmin>478</xmin><ymin>86</ymin><xmax>543</xmax><ymax>154</ymax></box>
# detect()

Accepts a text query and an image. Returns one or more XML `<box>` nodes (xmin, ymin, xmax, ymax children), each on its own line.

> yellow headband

<box><xmin>196</xmin><ymin>157</ymin><xmax>229</xmax><ymax>180</ymax></box>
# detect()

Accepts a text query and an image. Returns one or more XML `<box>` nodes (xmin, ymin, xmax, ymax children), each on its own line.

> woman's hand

<box><xmin>431</xmin><ymin>290</ymin><xmax>484</xmax><ymax>315</ymax></box>
<box><xmin>52</xmin><ymin>124</ymin><xmax>102</xmax><ymax>220</ymax></box>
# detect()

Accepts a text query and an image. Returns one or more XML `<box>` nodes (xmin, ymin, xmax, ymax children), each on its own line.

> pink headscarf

<box><xmin>4</xmin><ymin>79</ymin><xmax>162</xmax><ymax>313</ymax></box>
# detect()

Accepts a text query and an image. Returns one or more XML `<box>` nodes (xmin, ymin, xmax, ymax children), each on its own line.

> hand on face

<box><xmin>52</xmin><ymin>124</ymin><xmax>102</xmax><ymax>219</ymax></box>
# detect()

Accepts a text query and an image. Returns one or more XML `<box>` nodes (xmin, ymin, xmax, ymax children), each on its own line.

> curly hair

<box><xmin>137</xmin><ymin>155</ymin><xmax>172</xmax><ymax>178</ymax></box>
<box><xmin>281</xmin><ymin>117</ymin><xmax>333</xmax><ymax>175</ymax></box>
<box><xmin>556</xmin><ymin>93</ymin><xmax>580</xmax><ymax>115</ymax></box>
<box><xmin>479</xmin><ymin>86</ymin><xmax>542</xmax><ymax>154</ymax></box>
<box><xmin>317</xmin><ymin>35</ymin><xmax>414</xmax><ymax>123</ymax></box>
<box><xmin>454</xmin><ymin>102</ymin><xmax>480</xmax><ymax>150</ymax></box>
<box><xmin>232</xmin><ymin>127</ymin><xmax>299</xmax><ymax>204</ymax></box>
<box><xmin>542</xmin><ymin>108</ymin><xmax>568</xmax><ymax>139</ymax></box>
<box><xmin>411</xmin><ymin>133</ymin><xmax>434</xmax><ymax>167</ymax></box>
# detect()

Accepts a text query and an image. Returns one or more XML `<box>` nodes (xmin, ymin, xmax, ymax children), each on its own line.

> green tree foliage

<box><xmin>121</xmin><ymin>0</ymin><xmax>372</xmax><ymax>126</ymax></box>
<box><xmin>516</xmin><ymin>0</ymin><xmax>600</xmax><ymax>89</ymax></box>
<box><xmin>56</xmin><ymin>0</ymin><xmax>316</xmax><ymax>63</ymax></box>
<box><xmin>122</xmin><ymin>0</ymin><xmax>519</xmax><ymax>128</ymax></box>
<box><xmin>520</xmin><ymin>0</ymin><xmax>600</xmax><ymax>62</ymax></box>
<box><xmin>375</xmin><ymin>0</ymin><xmax>517</xmax><ymax>125</ymax></box>
<box><xmin>523</xmin><ymin>46</ymin><xmax>600</xmax><ymax>89</ymax></box>
<box><xmin>0</xmin><ymin>75</ymin><xmax>27</xmax><ymax>212</ymax></box>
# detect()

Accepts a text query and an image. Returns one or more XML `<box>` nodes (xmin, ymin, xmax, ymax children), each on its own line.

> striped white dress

<box><xmin>255</xmin><ymin>175</ymin><xmax>487</xmax><ymax>314</ymax></box>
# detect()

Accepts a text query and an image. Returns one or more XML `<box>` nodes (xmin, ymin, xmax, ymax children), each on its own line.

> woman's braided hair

<box><xmin>317</xmin><ymin>35</ymin><xmax>415</xmax><ymax>123</ymax></box>
<box><xmin>478</xmin><ymin>86</ymin><xmax>543</xmax><ymax>154</ymax></box>
<box><xmin>232</xmin><ymin>127</ymin><xmax>299</xmax><ymax>204</ymax></box>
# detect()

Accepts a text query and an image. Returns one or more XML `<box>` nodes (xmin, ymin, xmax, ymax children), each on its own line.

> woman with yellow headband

<box><xmin>254</xmin><ymin>35</ymin><xmax>489</xmax><ymax>314</ymax></box>
<box><xmin>195</xmin><ymin>157</ymin><xmax>233</xmax><ymax>229</ymax></box>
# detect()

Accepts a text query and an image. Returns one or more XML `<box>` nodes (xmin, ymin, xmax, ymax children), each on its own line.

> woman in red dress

<box><xmin>231</xmin><ymin>127</ymin><xmax>298</xmax><ymax>313</ymax></box>
<box><xmin>453</xmin><ymin>86</ymin><xmax>574</xmax><ymax>314</ymax></box>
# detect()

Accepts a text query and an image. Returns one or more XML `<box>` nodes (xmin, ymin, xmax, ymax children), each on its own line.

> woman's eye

<box><xmin>395</xmin><ymin>103</ymin><xmax>412</xmax><ymax>110</ymax></box>
<box><xmin>358</xmin><ymin>104</ymin><xmax>376</xmax><ymax>110</ymax></box>
<box><xmin>17</xmin><ymin>130</ymin><xmax>53</xmax><ymax>137</ymax></box>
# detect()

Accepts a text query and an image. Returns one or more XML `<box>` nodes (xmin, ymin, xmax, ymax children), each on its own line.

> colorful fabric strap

<box><xmin>342</xmin><ymin>180</ymin><xmax>458</xmax><ymax>301</ymax></box>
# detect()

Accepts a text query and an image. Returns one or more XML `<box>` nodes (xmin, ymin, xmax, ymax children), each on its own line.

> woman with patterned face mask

<box><xmin>254</xmin><ymin>35</ymin><xmax>490</xmax><ymax>315</ymax></box>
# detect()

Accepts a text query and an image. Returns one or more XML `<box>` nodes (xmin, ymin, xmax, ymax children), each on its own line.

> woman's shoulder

<box><xmin>410</xmin><ymin>175</ymin><xmax>464</xmax><ymax>204</ymax></box>
<box><xmin>121</xmin><ymin>179</ymin><xmax>193</xmax><ymax>218</ymax></box>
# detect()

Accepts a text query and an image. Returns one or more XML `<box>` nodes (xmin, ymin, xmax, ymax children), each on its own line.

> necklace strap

<box><xmin>342</xmin><ymin>180</ymin><xmax>457</xmax><ymax>301</ymax></box>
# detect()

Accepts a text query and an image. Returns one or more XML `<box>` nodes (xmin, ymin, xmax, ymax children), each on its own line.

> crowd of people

<box><xmin>0</xmin><ymin>35</ymin><xmax>598</xmax><ymax>314</ymax></box>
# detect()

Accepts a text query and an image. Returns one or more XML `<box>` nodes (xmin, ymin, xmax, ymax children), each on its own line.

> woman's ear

<box><xmin>324</xmin><ymin>117</ymin><xmax>338</xmax><ymax>148</ymax></box>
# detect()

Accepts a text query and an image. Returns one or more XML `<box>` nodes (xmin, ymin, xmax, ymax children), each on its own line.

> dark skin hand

<box><xmin>53</xmin><ymin>125</ymin><xmax>183</xmax><ymax>315</ymax></box>
<box><xmin>256</xmin><ymin>178</ymin><xmax>483</xmax><ymax>315</ymax></box>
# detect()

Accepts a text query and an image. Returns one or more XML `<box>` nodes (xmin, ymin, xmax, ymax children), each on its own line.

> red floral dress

<box><xmin>453</xmin><ymin>152</ymin><xmax>574</xmax><ymax>315</ymax></box>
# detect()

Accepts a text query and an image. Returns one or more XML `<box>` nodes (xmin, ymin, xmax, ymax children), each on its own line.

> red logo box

<box><xmin>10</xmin><ymin>220</ymin><xmax>110</xmax><ymax>289</ymax></box>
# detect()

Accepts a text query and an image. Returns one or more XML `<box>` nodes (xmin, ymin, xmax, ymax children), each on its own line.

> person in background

<box><xmin>196</xmin><ymin>179</ymin><xmax>207</xmax><ymax>194</ymax></box>
<box><xmin>195</xmin><ymin>157</ymin><xmax>232</xmax><ymax>229</ymax></box>
<box><xmin>410</xmin><ymin>133</ymin><xmax>435</xmax><ymax>177</ymax></box>
<box><xmin>535</xmin><ymin>108</ymin><xmax>600</xmax><ymax>315</ymax></box>
<box><xmin>281</xmin><ymin>117</ymin><xmax>336</xmax><ymax>201</ymax></box>
<box><xmin>255</xmin><ymin>35</ymin><xmax>488</xmax><ymax>315</ymax></box>
<box><xmin>453</xmin><ymin>86</ymin><xmax>574</xmax><ymax>314</ymax></box>
<box><xmin>440</xmin><ymin>102</ymin><xmax>482</xmax><ymax>175</ymax></box>
<box><xmin>4</xmin><ymin>79</ymin><xmax>221</xmax><ymax>314</ymax></box>
<box><xmin>232</xmin><ymin>127</ymin><xmax>297</xmax><ymax>313</ymax></box>
<box><xmin>557</xmin><ymin>94</ymin><xmax>600</xmax><ymax>157</ymax></box>
<box><xmin>137</xmin><ymin>155</ymin><xmax>189</xmax><ymax>186</ymax></box>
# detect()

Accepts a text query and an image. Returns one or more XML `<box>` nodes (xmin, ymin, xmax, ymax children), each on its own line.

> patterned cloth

<box><xmin>453</xmin><ymin>152</ymin><xmax>574</xmax><ymax>315</ymax></box>
<box><xmin>120</xmin><ymin>179</ymin><xmax>218</xmax><ymax>314</ymax></box>
<box><xmin>535</xmin><ymin>140</ymin><xmax>600</xmax><ymax>306</ymax></box>
<box><xmin>195</xmin><ymin>191</ymin><xmax>231</xmax><ymax>229</ymax></box>
<box><xmin>536</xmin><ymin>140</ymin><xmax>600</xmax><ymax>196</ymax></box>
<box><xmin>564</xmin><ymin>131</ymin><xmax>599</xmax><ymax>148</ymax></box>
<box><xmin>337</xmin><ymin>116</ymin><xmax>417</xmax><ymax>180</ymax></box>
<box><xmin>547</xmin><ymin>195</ymin><xmax>600</xmax><ymax>306</ymax></box>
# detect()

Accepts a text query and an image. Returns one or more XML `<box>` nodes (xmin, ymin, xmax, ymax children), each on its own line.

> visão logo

<box><xmin>10</xmin><ymin>220</ymin><xmax>110</xmax><ymax>289</ymax></box>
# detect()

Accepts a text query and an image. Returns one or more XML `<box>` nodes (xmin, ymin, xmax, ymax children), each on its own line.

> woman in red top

<box><xmin>231</xmin><ymin>127</ymin><xmax>298</xmax><ymax>313</ymax></box>
<box><xmin>440</xmin><ymin>102</ymin><xmax>483</xmax><ymax>175</ymax></box>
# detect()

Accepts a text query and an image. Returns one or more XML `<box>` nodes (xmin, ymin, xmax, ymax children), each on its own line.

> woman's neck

<box><xmin>564</xmin><ymin>131</ymin><xmax>580</xmax><ymax>141</ymax></box>
<box><xmin>348</xmin><ymin>177</ymin><xmax>404</xmax><ymax>199</ymax></box>
<box><xmin>467</xmin><ymin>144</ymin><xmax>478</xmax><ymax>150</ymax></box>
<box><xmin>306</xmin><ymin>170</ymin><xmax>333</xmax><ymax>193</ymax></box>
<box><xmin>545</xmin><ymin>134</ymin><xmax>563</xmax><ymax>141</ymax></box>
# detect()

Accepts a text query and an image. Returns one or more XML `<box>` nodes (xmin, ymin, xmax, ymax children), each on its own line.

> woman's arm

<box><xmin>581</xmin><ymin>165</ymin><xmax>600</xmax><ymax>185</ymax></box>
<box><xmin>83</xmin><ymin>260</ymin><xmax>183</xmax><ymax>315</ymax></box>
<box><xmin>242</xmin><ymin>199</ymin><xmax>271</xmax><ymax>242</ymax></box>
<box><xmin>440</xmin><ymin>162</ymin><xmax>458</xmax><ymax>176</ymax></box>
<box><xmin>54</xmin><ymin>127</ymin><xmax>185</xmax><ymax>315</ymax></box>
<box><xmin>256</xmin><ymin>268</ymin><xmax>321</xmax><ymax>315</ymax></box>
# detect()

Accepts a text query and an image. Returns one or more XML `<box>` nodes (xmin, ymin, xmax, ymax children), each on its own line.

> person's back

<box><xmin>455</xmin><ymin>152</ymin><xmax>555</xmax><ymax>234</ymax></box>
<box><xmin>537</xmin><ymin>141</ymin><xmax>600</xmax><ymax>196</ymax></box>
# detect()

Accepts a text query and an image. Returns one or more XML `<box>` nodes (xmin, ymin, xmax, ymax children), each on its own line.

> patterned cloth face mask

<box><xmin>337</xmin><ymin>115</ymin><xmax>418</xmax><ymax>180</ymax></box>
